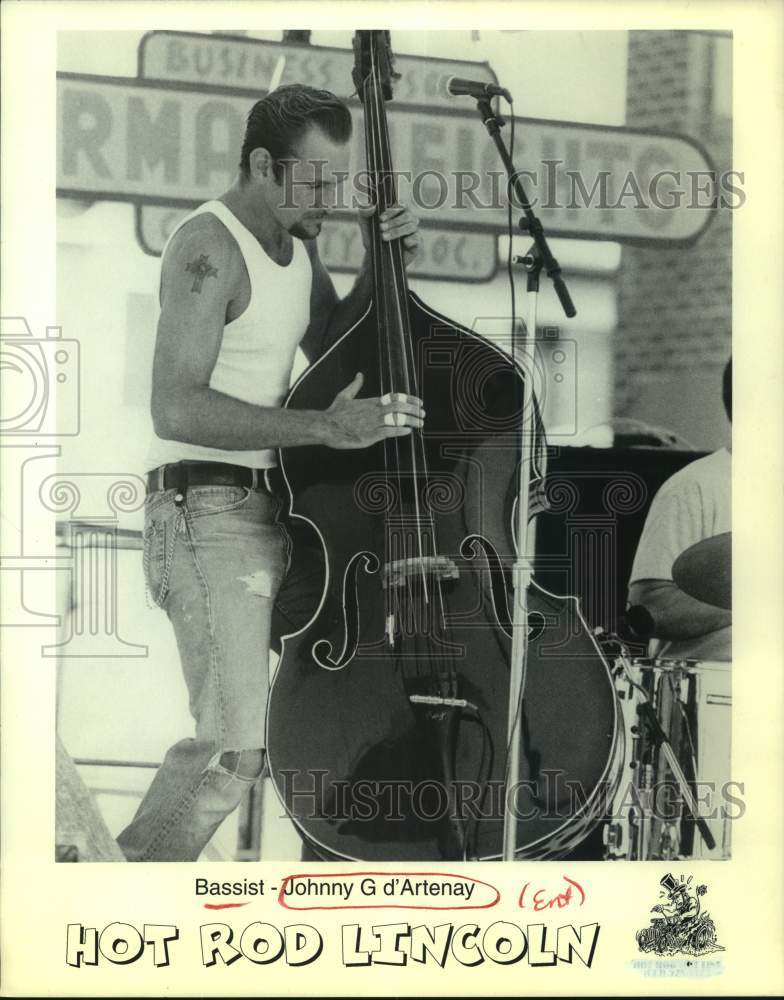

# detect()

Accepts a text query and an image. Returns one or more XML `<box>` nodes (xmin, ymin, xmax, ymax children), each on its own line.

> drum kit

<box><xmin>603</xmin><ymin>532</ymin><xmax>732</xmax><ymax>861</ymax></box>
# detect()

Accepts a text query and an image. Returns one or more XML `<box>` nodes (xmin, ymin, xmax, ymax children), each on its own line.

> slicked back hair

<box><xmin>240</xmin><ymin>84</ymin><xmax>352</xmax><ymax>181</ymax></box>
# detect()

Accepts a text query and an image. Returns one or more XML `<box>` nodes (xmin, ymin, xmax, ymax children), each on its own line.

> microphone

<box><xmin>441</xmin><ymin>75</ymin><xmax>512</xmax><ymax>103</ymax></box>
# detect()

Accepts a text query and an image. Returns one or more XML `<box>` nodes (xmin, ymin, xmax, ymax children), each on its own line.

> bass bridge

<box><xmin>382</xmin><ymin>555</ymin><xmax>459</xmax><ymax>589</ymax></box>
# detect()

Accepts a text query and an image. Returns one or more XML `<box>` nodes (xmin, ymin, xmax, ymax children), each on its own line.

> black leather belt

<box><xmin>146</xmin><ymin>462</ymin><xmax>276</xmax><ymax>495</ymax></box>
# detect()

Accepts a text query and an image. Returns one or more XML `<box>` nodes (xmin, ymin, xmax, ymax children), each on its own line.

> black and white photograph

<box><xmin>1</xmin><ymin>2</ymin><xmax>782</xmax><ymax>996</ymax></box>
<box><xmin>50</xmin><ymin>24</ymin><xmax>734</xmax><ymax>865</ymax></box>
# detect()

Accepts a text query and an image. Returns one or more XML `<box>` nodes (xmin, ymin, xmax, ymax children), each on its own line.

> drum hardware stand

<box><xmin>636</xmin><ymin>701</ymin><xmax>715</xmax><ymax>851</ymax></box>
<box><xmin>603</xmin><ymin>636</ymin><xmax>717</xmax><ymax>854</ymax></box>
<box><xmin>471</xmin><ymin>95</ymin><xmax>576</xmax><ymax>861</ymax></box>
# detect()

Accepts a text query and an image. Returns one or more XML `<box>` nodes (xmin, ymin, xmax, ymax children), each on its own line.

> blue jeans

<box><xmin>117</xmin><ymin>484</ymin><xmax>289</xmax><ymax>862</ymax></box>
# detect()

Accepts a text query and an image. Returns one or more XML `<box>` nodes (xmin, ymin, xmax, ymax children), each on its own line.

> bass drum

<box><xmin>605</xmin><ymin>658</ymin><xmax>732</xmax><ymax>860</ymax></box>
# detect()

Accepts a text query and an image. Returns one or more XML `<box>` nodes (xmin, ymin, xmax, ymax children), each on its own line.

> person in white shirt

<box><xmin>117</xmin><ymin>85</ymin><xmax>421</xmax><ymax>862</ymax></box>
<box><xmin>627</xmin><ymin>359</ymin><xmax>731</xmax><ymax>662</ymax></box>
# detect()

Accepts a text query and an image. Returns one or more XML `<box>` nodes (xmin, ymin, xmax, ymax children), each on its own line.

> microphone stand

<box><xmin>471</xmin><ymin>97</ymin><xmax>576</xmax><ymax>862</ymax></box>
<box><xmin>475</xmin><ymin>98</ymin><xmax>576</xmax><ymax>319</ymax></box>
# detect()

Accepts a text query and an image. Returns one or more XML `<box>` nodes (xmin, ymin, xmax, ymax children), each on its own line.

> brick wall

<box><xmin>615</xmin><ymin>31</ymin><xmax>732</xmax><ymax>450</ymax></box>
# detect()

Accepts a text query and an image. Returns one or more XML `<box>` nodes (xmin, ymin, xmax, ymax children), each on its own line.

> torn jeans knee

<box><xmin>238</xmin><ymin>567</ymin><xmax>275</xmax><ymax>598</ymax></box>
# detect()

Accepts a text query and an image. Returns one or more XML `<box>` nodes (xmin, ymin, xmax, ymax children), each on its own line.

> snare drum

<box><xmin>605</xmin><ymin>657</ymin><xmax>731</xmax><ymax>860</ymax></box>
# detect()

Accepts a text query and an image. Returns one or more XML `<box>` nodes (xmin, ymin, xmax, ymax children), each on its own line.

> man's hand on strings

<box><xmin>358</xmin><ymin>202</ymin><xmax>421</xmax><ymax>268</ymax></box>
<box><xmin>324</xmin><ymin>372</ymin><xmax>425</xmax><ymax>449</ymax></box>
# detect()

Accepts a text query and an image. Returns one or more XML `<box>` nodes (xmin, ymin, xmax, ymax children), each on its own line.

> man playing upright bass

<box><xmin>118</xmin><ymin>84</ymin><xmax>421</xmax><ymax>862</ymax></box>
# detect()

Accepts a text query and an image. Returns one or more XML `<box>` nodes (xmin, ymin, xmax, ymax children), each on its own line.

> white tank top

<box><xmin>145</xmin><ymin>199</ymin><xmax>312</xmax><ymax>471</ymax></box>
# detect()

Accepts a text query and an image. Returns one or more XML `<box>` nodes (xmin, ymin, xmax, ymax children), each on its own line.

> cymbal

<box><xmin>672</xmin><ymin>532</ymin><xmax>731</xmax><ymax>610</ymax></box>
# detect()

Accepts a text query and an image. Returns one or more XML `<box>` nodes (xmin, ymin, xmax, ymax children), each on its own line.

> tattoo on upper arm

<box><xmin>185</xmin><ymin>253</ymin><xmax>218</xmax><ymax>293</ymax></box>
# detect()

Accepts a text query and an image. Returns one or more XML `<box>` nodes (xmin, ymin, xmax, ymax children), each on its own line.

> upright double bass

<box><xmin>267</xmin><ymin>31</ymin><xmax>620</xmax><ymax>861</ymax></box>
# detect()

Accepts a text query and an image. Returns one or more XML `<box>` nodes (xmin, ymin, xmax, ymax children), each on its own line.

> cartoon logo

<box><xmin>636</xmin><ymin>873</ymin><xmax>724</xmax><ymax>957</ymax></box>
